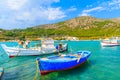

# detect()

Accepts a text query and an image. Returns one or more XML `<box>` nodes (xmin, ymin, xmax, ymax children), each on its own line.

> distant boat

<box><xmin>66</xmin><ymin>37</ymin><xmax>79</xmax><ymax>41</ymax></box>
<box><xmin>101</xmin><ymin>37</ymin><xmax>120</xmax><ymax>47</ymax></box>
<box><xmin>36</xmin><ymin>51</ymin><xmax>91</xmax><ymax>75</ymax></box>
<box><xmin>1</xmin><ymin>39</ymin><xmax>68</xmax><ymax>58</ymax></box>
<box><xmin>0</xmin><ymin>68</ymin><xmax>4</xmax><ymax>79</ymax></box>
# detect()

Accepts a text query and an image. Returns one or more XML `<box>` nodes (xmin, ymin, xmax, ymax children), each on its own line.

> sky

<box><xmin>0</xmin><ymin>0</ymin><xmax>120</xmax><ymax>30</ymax></box>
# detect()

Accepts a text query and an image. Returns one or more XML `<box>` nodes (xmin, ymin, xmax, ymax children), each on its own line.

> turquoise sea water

<box><xmin>0</xmin><ymin>40</ymin><xmax>120</xmax><ymax>80</ymax></box>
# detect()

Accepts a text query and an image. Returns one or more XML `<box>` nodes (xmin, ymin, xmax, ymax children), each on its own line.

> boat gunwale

<box><xmin>39</xmin><ymin>51</ymin><xmax>91</xmax><ymax>62</ymax></box>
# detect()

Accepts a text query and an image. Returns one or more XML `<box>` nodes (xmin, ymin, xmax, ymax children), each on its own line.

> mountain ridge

<box><xmin>0</xmin><ymin>16</ymin><xmax>120</xmax><ymax>40</ymax></box>
<box><xmin>32</xmin><ymin>16</ymin><xmax>120</xmax><ymax>29</ymax></box>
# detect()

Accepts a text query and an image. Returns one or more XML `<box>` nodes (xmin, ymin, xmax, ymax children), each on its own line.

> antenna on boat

<box><xmin>58</xmin><ymin>45</ymin><xmax>61</xmax><ymax>56</ymax></box>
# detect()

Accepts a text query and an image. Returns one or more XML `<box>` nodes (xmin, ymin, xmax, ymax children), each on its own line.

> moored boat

<box><xmin>36</xmin><ymin>51</ymin><xmax>91</xmax><ymax>75</ymax></box>
<box><xmin>100</xmin><ymin>37</ymin><xmax>120</xmax><ymax>47</ymax></box>
<box><xmin>1</xmin><ymin>40</ymin><xmax>68</xmax><ymax>58</ymax></box>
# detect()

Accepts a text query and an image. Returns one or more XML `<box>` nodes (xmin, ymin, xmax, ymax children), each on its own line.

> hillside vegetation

<box><xmin>0</xmin><ymin>16</ymin><xmax>120</xmax><ymax>40</ymax></box>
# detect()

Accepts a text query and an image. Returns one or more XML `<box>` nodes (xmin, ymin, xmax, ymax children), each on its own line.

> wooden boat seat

<box><xmin>41</xmin><ymin>58</ymin><xmax>48</xmax><ymax>60</ymax></box>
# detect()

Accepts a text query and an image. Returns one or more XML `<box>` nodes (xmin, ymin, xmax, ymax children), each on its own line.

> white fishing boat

<box><xmin>100</xmin><ymin>37</ymin><xmax>120</xmax><ymax>47</ymax></box>
<box><xmin>1</xmin><ymin>39</ymin><xmax>68</xmax><ymax>58</ymax></box>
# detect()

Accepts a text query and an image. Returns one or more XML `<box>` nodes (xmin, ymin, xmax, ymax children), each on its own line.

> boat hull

<box><xmin>40</xmin><ymin>60</ymin><xmax>87</xmax><ymax>75</ymax></box>
<box><xmin>100</xmin><ymin>37</ymin><xmax>120</xmax><ymax>47</ymax></box>
<box><xmin>1</xmin><ymin>44</ymin><xmax>68</xmax><ymax>58</ymax></box>
<box><xmin>101</xmin><ymin>42</ymin><xmax>120</xmax><ymax>47</ymax></box>
<box><xmin>37</xmin><ymin>51</ymin><xmax>91</xmax><ymax>75</ymax></box>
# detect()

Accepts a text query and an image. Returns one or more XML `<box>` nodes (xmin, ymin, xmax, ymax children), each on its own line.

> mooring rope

<box><xmin>0</xmin><ymin>42</ymin><xmax>41</xmax><ymax>80</ymax></box>
<box><xmin>32</xmin><ymin>60</ymin><xmax>39</xmax><ymax>80</ymax></box>
<box><xmin>5</xmin><ymin>62</ymin><xmax>35</xmax><ymax>70</ymax></box>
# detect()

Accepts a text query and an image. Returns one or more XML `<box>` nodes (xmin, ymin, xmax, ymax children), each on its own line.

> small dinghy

<box><xmin>36</xmin><ymin>51</ymin><xmax>91</xmax><ymax>75</ymax></box>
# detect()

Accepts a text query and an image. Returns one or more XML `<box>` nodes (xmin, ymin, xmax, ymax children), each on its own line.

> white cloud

<box><xmin>83</xmin><ymin>7</ymin><xmax>104</xmax><ymax>13</ymax></box>
<box><xmin>107</xmin><ymin>0</ymin><xmax>120</xmax><ymax>10</ymax></box>
<box><xmin>15</xmin><ymin>7</ymin><xmax>66</xmax><ymax>22</ymax></box>
<box><xmin>4</xmin><ymin>0</ymin><xmax>64</xmax><ymax>20</ymax></box>
<box><xmin>80</xmin><ymin>13</ymin><xmax>89</xmax><ymax>16</ymax></box>
<box><xmin>1</xmin><ymin>0</ymin><xmax>60</xmax><ymax>11</ymax></box>
<box><xmin>16</xmin><ymin>12</ymin><xmax>32</xmax><ymax>21</ymax></box>
<box><xmin>0</xmin><ymin>0</ymin><xmax>66</xmax><ymax>29</ymax></box>
<box><xmin>6</xmin><ymin>0</ymin><xmax>28</xmax><ymax>10</ymax></box>
<box><xmin>108</xmin><ymin>0</ymin><xmax>120</xmax><ymax>6</ymax></box>
<box><xmin>79</xmin><ymin>0</ymin><xmax>120</xmax><ymax>17</ymax></box>
<box><xmin>80</xmin><ymin>7</ymin><xmax>104</xmax><ymax>16</ymax></box>
<box><xmin>96</xmin><ymin>0</ymin><xmax>120</xmax><ymax>11</ymax></box>
<box><xmin>67</xmin><ymin>6</ymin><xmax>77</xmax><ymax>12</ymax></box>
<box><xmin>47</xmin><ymin>7</ymin><xmax>66</xmax><ymax>20</ymax></box>
<box><xmin>31</xmin><ymin>0</ymin><xmax>60</xmax><ymax>6</ymax></box>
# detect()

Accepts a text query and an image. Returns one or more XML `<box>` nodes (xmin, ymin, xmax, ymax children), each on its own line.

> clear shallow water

<box><xmin>0</xmin><ymin>40</ymin><xmax>120</xmax><ymax>80</ymax></box>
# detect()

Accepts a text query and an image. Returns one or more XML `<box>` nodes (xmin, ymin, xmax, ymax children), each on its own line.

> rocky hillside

<box><xmin>1</xmin><ymin>16</ymin><xmax>120</xmax><ymax>40</ymax></box>
<box><xmin>110</xmin><ymin>18</ymin><xmax>120</xmax><ymax>23</ymax></box>
<box><xmin>33</xmin><ymin>16</ymin><xmax>120</xmax><ymax>30</ymax></box>
<box><xmin>31</xmin><ymin>16</ymin><xmax>120</xmax><ymax>39</ymax></box>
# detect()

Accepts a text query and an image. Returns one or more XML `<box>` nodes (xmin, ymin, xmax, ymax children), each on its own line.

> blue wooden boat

<box><xmin>36</xmin><ymin>51</ymin><xmax>91</xmax><ymax>75</ymax></box>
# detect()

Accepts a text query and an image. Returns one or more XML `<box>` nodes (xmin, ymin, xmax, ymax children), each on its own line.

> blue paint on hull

<box><xmin>36</xmin><ymin>51</ymin><xmax>91</xmax><ymax>75</ymax></box>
